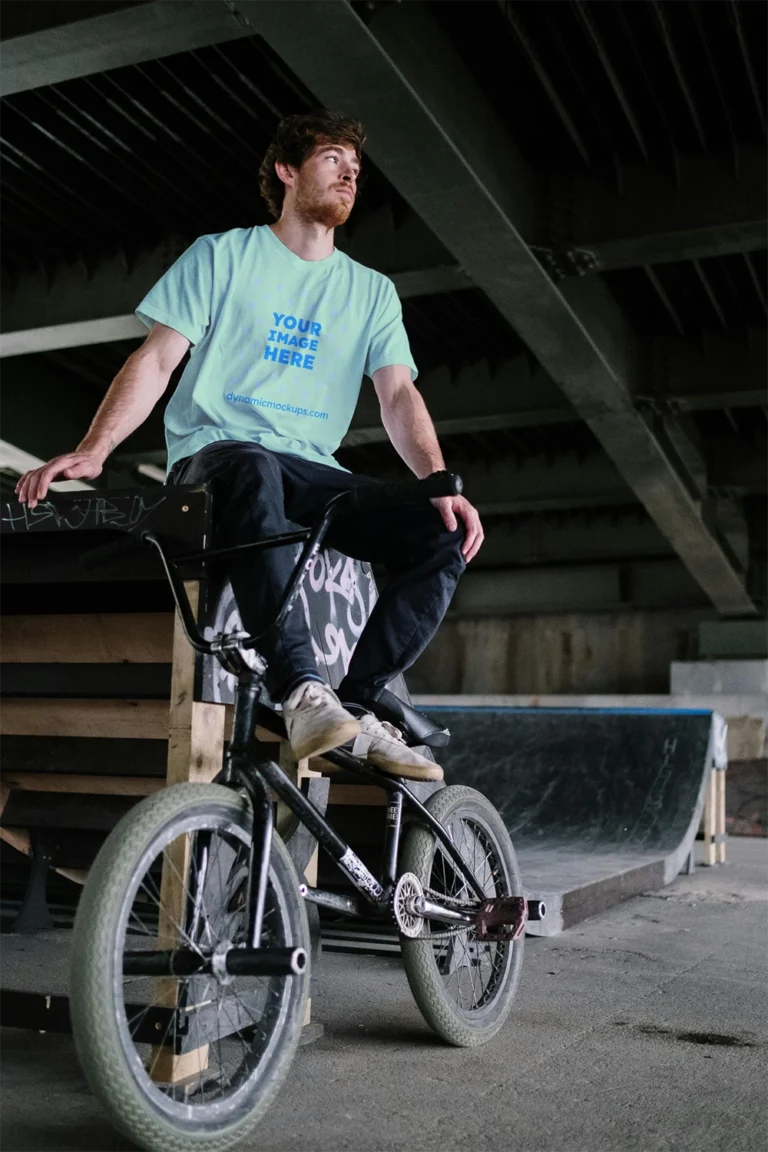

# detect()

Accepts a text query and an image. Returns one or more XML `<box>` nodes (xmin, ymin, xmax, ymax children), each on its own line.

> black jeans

<box><xmin>170</xmin><ymin>441</ymin><xmax>466</xmax><ymax>702</ymax></box>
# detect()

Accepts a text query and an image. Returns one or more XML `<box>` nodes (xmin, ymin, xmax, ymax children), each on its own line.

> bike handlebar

<box><xmin>79</xmin><ymin>472</ymin><xmax>463</xmax><ymax>572</ymax></box>
<box><xmin>348</xmin><ymin>471</ymin><xmax>462</xmax><ymax>512</ymax></box>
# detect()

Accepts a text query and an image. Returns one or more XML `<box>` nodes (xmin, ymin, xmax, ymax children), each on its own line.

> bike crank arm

<box><xmin>396</xmin><ymin>873</ymin><xmax>543</xmax><ymax>940</ymax></box>
<box><xmin>412</xmin><ymin>897</ymin><xmax>474</xmax><ymax>926</ymax></box>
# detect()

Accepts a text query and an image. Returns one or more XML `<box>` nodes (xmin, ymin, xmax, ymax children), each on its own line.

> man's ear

<box><xmin>274</xmin><ymin>160</ymin><xmax>297</xmax><ymax>190</ymax></box>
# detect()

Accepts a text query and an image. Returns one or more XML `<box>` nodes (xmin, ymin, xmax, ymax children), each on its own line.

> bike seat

<box><xmin>341</xmin><ymin>688</ymin><xmax>450</xmax><ymax>750</ymax></box>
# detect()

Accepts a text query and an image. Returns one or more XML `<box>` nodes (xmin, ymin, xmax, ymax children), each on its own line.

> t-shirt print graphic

<box><xmin>225</xmin><ymin>309</ymin><xmax>329</xmax><ymax>421</ymax></box>
<box><xmin>263</xmin><ymin>311</ymin><xmax>322</xmax><ymax>371</ymax></box>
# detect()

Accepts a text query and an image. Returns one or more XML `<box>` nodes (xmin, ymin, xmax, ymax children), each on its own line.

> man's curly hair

<box><xmin>259</xmin><ymin>110</ymin><xmax>366</xmax><ymax>219</ymax></box>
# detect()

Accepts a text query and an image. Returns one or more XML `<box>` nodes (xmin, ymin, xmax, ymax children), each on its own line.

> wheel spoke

<box><xmin>424</xmin><ymin>814</ymin><xmax>515</xmax><ymax>1012</ymax></box>
<box><xmin>77</xmin><ymin>800</ymin><xmax>307</xmax><ymax>1127</ymax></box>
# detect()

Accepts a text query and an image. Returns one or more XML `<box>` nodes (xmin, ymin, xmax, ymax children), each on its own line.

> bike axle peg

<box><xmin>122</xmin><ymin>946</ymin><xmax>307</xmax><ymax>979</ymax></box>
<box><xmin>526</xmin><ymin>899</ymin><xmax>547</xmax><ymax>921</ymax></box>
<box><xmin>226</xmin><ymin>946</ymin><xmax>307</xmax><ymax>977</ymax></box>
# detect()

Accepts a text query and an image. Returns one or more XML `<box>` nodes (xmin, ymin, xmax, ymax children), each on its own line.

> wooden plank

<box><xmin>255</xmin><ymin>725</ymin><xmax>280</xmax><ymax>743</ymax></box>
<box><xmin>0</xmin><ymin>699</ymin><xmax>170</xmax><ymax>739</ymax></box>
<box><xmin>328</xmin><ymin>784</ymin><xmax>387</xmax><ymax>806</ymax></box>
<box><xmin>0</xmin><ymin>663</ymin><xmax>172</xmax><ymax>699</ymax></box>
<box><xmin>166</xmin><ymin>706</ymin><xmax>225</xmax><ymax>784</ymax></box>
<box><xmin>0</xmin><ymin>614</ymin><xmax>174</xmax><ymax>663</ymax></box>
<box><xmin>165</xmin><ymin>583</ymin><xmax>225</xmax><ymax>786</ymax></box>
<box><xmin>2</xmin><ymin>791</ymin><xmax>135</xmax><ymax>830</ymax></box>
<box><xmin>0</xmin><ymin>735</ymin><xmax>169</xmax><ymax>777</ymax></box>
<box><xmin>0</xmin><ymin>824</ymin><xmax>31</xmax><ymax>856</ymax></box>
<box><xmin>150</xmin><ymin>1044</ymin><xmax>211</xmax><ymax>1085</ymax></box>
<box><xmin>1</xmin><ymin>773</ymin><xmax>162</xmax><ymax>797</ymax></box>
<box><xmin>0</xmin><ymin>781</ymin><xmax>88</xmax><ymax>884</ymax></box>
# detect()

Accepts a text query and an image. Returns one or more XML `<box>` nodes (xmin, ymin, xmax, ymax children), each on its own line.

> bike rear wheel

<box><xmin>399</xmin><ymin>785</ymin><xmax>524</xmax><ymax>1047</ymax></box>
<box><xmin>69</xmin><ymin>783</ymin><xmax>309</xmax><ymax>1152</ymax></box>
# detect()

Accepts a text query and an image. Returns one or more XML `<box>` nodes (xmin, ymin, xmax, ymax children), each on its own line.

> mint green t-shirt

<box><xmin>135</xmin><ymin>226</ymin><xmax>417</xmax><ymax>473</ymax></box>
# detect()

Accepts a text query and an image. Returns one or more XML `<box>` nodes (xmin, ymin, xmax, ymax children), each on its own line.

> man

<box><xmin>16</xmin><ymin>111</ymin><xmax>483</xmax><ymax>780</ymax></box>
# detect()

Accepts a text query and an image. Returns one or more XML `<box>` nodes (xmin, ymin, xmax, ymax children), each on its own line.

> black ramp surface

<box><xmin>430</xmin><ymin>707</ymin><xmax>727</xmax><ymax>935</ymax></box>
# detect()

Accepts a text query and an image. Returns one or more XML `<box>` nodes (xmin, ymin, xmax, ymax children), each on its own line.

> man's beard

<box><xmin>295</xmin><ymin>183</ymin><xmax>353</xmax><ymax>229</ymax></box>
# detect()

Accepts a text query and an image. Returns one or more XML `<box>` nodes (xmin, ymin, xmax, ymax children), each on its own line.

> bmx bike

<box><xmin>69</xmin><ymin>471</ymin><xmax>531</xmax><ymax>1152</ymax></box>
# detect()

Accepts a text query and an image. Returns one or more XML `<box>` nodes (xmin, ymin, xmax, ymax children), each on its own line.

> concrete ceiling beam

<box><xmin>641</xmin><ymin>331</ymin><xmax>767</xmax><ymax>413</ymax></box>
<box><xmin>239</xmin><ymin>0</ymin><xmax>753</xmax><ymax>615</ymax></box>
<box><xmin>369</xmin><ymin>452</ymin><xmax>635</xmax><ymax>516</ymax></box>
<box><xmin>475</xmin><ymin>511</ymin><xmax>670</xmax><ymax>569</ymax></box>
<box><xmin>345</xmin><ymin>354</ymin><xmax>575</xmax><ymax>443</ymax></box>
<box><xmin>0</xmin><ymin>243</ymin><xmax>471</xmax><ymax>354</ymax></box>
<box><xmin>0</xmin><ymin>1</ymin><xmax>251</xmax><ymax>97</ymax></box>
<box><xmin>539</xmin><ymin>149</ymin><xmax>768</xmax><ymax>272</ymax></box>
<box><xmin>452</xmin><ymin>558</ymin><xmax>708</xmax><ymax>616</ymax></box>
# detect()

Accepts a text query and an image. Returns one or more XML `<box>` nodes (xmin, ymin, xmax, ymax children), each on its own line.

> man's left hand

<box><xmin>431</xmin><ymin>494</ymin><xmax>484</xmax><ymax>562</ymax></box>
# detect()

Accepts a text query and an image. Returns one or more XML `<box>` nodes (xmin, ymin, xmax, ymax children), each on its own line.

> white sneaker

<box><xmin>351</xmin><ymin>713</ymin><xmax>444</xmax><ymax>781</ymax></box>
<box><xmin>282</xmin><ymin>680</ymin><xmax>361</xmax><ymax>761</ymax></box>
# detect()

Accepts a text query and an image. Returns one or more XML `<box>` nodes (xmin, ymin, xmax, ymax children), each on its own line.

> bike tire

<box><xmin>399</xmin><ymin>785</ymin><xmax>524</xmax><ymax>1047</ymax></box>
<box><xmin>69</xmin><ymin>783</ymin><xmax>309</xmax><ymax>1152</ymax></box>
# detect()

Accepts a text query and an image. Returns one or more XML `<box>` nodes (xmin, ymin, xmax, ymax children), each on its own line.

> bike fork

<box><xmin>246</xmin><ymin>773</ymin><xmax>273</xmax><ymax>948</ymax></box>
<box><xmin>226</xmin><ymin>671</ymin><xmax>273</xmax><ymax>950</ymax></box>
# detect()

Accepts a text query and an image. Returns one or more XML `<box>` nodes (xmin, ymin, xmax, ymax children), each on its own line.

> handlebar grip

<box><xmin>79</xmin><ymin>532</ymin><xmax>148</xmax><ymax>571</ymax></box>
<box><xmin>349</xmin><ymin>471</ymin><xmax>463</xmax><ymax>513</ymax></box>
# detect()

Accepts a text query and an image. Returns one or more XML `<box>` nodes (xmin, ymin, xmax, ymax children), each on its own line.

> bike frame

<box><xmin>223</xmin><ymin>685</ymin><xmax>486</xmax><ymax>947</ymax></box>
<box><xmin>138</xmin><ymin>502</ymin><xmax>487</xmax><ymax>951</ymax></box>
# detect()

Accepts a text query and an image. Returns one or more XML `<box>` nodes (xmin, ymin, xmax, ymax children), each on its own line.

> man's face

<box><xmin>291</xmin><ymin>142</ymin><xmax>360</xmax><ymax>228</ymax></box>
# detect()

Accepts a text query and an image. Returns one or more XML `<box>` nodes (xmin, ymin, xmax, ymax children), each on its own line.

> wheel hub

<box><xmin>211</xmin><ymin>939</ymin><xmax>235</xmax><ymax>985</ymax></box>
<box><xmin>392</xmin><ymin>872</ymin><xmax>425</xmax><ymax>938</ymax></box>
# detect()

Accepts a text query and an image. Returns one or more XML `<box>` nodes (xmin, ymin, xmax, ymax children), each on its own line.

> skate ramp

<box><xmin>425</xmin><ymin>706</ymin><xmax>727</xmax><ymax>935</ymax></box>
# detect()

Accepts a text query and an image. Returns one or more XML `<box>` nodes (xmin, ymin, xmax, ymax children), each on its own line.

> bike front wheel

<box><xmin>69</xmin><ymin>783</ymin><xmax>309</xmax><ymax>1152</ymax></box>
<box><xmin>399</xmin><ymin>785</ymin><xmax>524</xmax><ymax>1047</ymax></box>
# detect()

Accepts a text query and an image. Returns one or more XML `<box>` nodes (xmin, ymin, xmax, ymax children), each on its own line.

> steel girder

<box><xmin>237</xmin><ymin>0</ymin><xmax>754</xmax><ymax>615</ymax></box>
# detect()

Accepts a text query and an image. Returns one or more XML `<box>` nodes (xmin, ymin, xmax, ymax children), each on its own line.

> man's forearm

<box><xmin>77</xmin><ymin>348</ymin><xmax>170</xmax><ymax>463</ymax></box>
<box><xmin>380</xmin><ymin>385</ymin><xmax>445</xmax><ymax>479</ymax></box>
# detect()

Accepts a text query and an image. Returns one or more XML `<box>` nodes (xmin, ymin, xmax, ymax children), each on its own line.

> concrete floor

<box><xmin>1</xmin><ymin>838</ymin><xmax>766</xmax><ymax>1152</ymax></box>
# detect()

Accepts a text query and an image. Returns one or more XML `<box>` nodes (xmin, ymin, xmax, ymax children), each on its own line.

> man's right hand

<box><xmin>15</xmin><ymin>451</ymin><xmax>105</xmax><ymax>509</ymax></box>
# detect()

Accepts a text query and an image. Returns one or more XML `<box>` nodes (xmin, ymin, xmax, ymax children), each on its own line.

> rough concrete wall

<box><xmin>726</xmin><ymin>761</ymin><xmax>767</xmax><ymax>837</ymax></box>
<box><xmin>409</xmin><ymin>610</ymin><xmax>709</xmax><ymax>696</ymax></box>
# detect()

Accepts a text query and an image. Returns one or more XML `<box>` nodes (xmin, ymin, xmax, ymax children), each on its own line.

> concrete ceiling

<box><xmin>0</xmin><ymin>0</ymin><xmax>765</xmax><ymax>616</ymax></box>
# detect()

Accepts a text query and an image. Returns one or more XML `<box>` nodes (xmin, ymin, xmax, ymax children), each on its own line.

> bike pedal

<box><xmin>474</xmin><ymin>896</ymin><xmax>527</xmax><ymax>942</ymax></box>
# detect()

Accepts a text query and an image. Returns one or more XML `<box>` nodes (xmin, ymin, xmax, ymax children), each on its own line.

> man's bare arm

<box><xmin>15</xmin><ymin>323</ymin><xmax>190</xmax><ymax>508</ymax></box>
<box><xmin>372</xmin><ymin>364</ymin><xmax>445</xmax><ymax>478</ymax></box>
<box><xmin>372</xmin><ymin>365</ymin><xmax>484</xmax><ymax>561</ymax></box>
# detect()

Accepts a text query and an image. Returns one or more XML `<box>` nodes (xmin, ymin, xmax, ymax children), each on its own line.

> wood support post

<box><xmin>166</xmin><ymin>583</ymin><xmax>226</xmax><ymax>786</ymax></box>
<box><xmin>701</xmin><ymin>765</ymin><xmax>727</xmax><ymax>867</ymax></box>
<box><xmin>151</xmin><ymin>582</ymin><xmax>225</xmax><ymax>1083</ymax></box>
<box><xmin>702</xmin><ymin>768</ymin><xmax>717</xmax><ymax>866</ymax></box>
<box><xmin>716</xmin><ymin>767</ymin><xmax>727</xmax><ymax>865</ymax></box>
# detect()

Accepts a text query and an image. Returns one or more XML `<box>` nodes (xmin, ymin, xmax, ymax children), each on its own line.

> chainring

<box><xmin>392</xmin><ymin>872</ymin><xmax>425</xmax><ymax>938</ymax></box>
